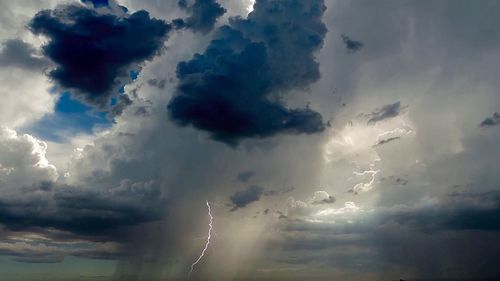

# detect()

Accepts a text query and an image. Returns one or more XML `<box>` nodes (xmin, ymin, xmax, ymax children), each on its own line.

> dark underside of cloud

<box><xmin>0</xmin><ymin>180</ymin><xmax>165</xmax><ymax>238</ymax></box>
<box><xmin>367</xmin><ymin>101</ymin><xmax>403</xmax><ymax>124</ymax></box>
<box><xmin>279</xmin><ymin>191</ymin><xmax>500</xmax><ymax>277</ymax></box>
<box><xmin>230</xmin><ymin>185</ymin><xmax>264</xmax><ymax>210</ymax></box>
<box><xmin>174</xmin><ymin>0</ymin><xmax>226</xmax><ymax>33</ymax></box>
<box><xmin>388</xmin><ymin>191</ymin><xmax>500</xmax><ymax>232</ymax></box>
<box><xmin>284</xmin><ymin>191</ymin><xmax>500</xmax><ymax>236</ymax></box>
<box><xmin>479</xmin><ymin>112</ymin><xmax>500</xmax><ymax>128</ymax></box>
<box><xmin>168</xmin><ymin>0</ymin><xmax>327</xmax><ymax>145</ymax></box>
<box><xmin>0</xmin><ymin>39</ymin><xmax>50</xmax><ymax>70</ymax></box>
<box><xmin>29</xmin><ymin>4</ymin><xmax>171</xmax><ymax>109</ymax></box>
<box><xmin>278</xmin><ymin>190</ymin><xmax>500</xmax><ymax>276</ymax></box>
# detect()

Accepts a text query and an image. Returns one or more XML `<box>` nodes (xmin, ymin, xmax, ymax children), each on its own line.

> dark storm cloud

<box><xmin>367</xmin><ymin>101</ymin><xmax>404</xmax><ymax>124</ymax></box>
<box><xmin>29</xmin><ymin>4</ymin><xmax>171</xmax><ymax>109</ymax></box>
<box><xmin>373</xmin><ymin>136</ymin><xmax>401</xmax><ymax>147</ymax></box>
<box><xmin>230</xmin><ymin>185</ymin><xmax>264</xmax><ymax>210</ymax></box>
<box><xmin>168</xmin><ymin>0</ymin><xmax>327</xmax><ymax>145</ymax></box>
<box><xmin>341</xmin><ymin>34</ymin><xmax>363</xmax><ymax>53</ymax></box>
<box><xmin>479</xmin><ymin>112</ymin><xmax>500</xmax><ymax>128</ymax></box>
<box><xmin>175</xmin><ymin>0</ymin><xmax>226</xmax><ymax>33</ymax></box>
<box><xmin>0</xmin><ymin>39</ymin><xmax>50</xmax><ymax>70</ymax></box>
<box><xmin>0</xmin><ymin>180</ymin><xmax>165</xmax><ymax>238</ymax></box>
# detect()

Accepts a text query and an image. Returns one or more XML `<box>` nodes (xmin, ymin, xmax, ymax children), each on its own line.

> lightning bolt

<box><xmin>188</xmin><ymin>201</ymin><xmax>213</xmax><ymax>281</ymax></box>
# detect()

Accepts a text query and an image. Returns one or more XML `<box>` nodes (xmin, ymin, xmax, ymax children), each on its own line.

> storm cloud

<box><xmin>29</xmin><ymin>4</ymin><xmax>171</xmax><ymax>109</ymax></box>
<box><xmin>275</xmin><ymin>190</ymin><xmax>500</xmax><ymax>278</ymax></box>
<box><xmin>168</xmin><ymin>0</ymin><xmax>327</xmax><ymax>145</ymax></box>
<box><xmin>1</xmin><ymin>0</ymin><xmax>500</xmax><ymax>279</ymax></box>
<box><xmin>0</xmin><ymin>127</ymin><xmax>165</xmax><ymax>238</ymax></box>
<box><xmin>0</xmin><ymin>180</ymin><xmax>165</xmax><ymax>238</ymax></box>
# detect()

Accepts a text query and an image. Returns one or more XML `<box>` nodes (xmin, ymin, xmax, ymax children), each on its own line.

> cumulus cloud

<box><xmin>0</xmin><ymin>127</ymin><xmax>58</xmax><ymax>187</ymax></box>
<box><xmin>168</xmin><ymin>0</ymin><xmax>327</xmax><ymax>145</ymax></box>
<box><xmin>175</xmin><ymin>0</ymin><xmax>226</xmax><ymax>33</ymax></box>
<box><xmin>0</xmin><ymin>67</ymin><xmax>56</xmax><ymax>128</ymax></box>
<box><xmin>311</xmin><ymin>191</ymin><xmax>336</xmax><ymax>205</ymax></box>
<box><xmin>29</xmin><ymin>3</ymin><xmax>171</xmax><ymax>109</ymax></box>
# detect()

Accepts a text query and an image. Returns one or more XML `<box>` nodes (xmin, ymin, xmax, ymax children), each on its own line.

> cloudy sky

<box><xmin>0</xmin><ymin>0</ymin><xmax>499</xmax><ymax>280</ymax></box>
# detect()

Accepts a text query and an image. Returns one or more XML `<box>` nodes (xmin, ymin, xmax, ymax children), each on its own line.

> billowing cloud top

<box><xmin>168</xmin><ymin>0</ymin><xmax>327</xmax><ymax>145</ymax></box>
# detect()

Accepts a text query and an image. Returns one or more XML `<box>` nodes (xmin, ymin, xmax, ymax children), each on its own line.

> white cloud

<box><xmin>0</xmin><ymin>68</ymin><xmax>56</xmax><ymax>128</ymax></box>
<box><xmin>0</xmin><ymin>127</ymin><xmax>57</xmax><ymax>188</ymax></box>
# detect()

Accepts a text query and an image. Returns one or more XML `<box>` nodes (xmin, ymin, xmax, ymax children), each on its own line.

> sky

<box><xmin>0</xmin><ymin>0</ymin><xmax>499</xmax><ymax>280</ymax></box>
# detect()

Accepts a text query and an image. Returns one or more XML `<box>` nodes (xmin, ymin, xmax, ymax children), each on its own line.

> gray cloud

<box><xmin>0</xmin><ymin>180</ymin><xmax>165</xmax><ymax>238</ymax></box>
<box><xmin>373</xmin><ymin>136</ymin><xmax>401</xmax><ymax>147</ymax></box>
<box><xmin>0</xmin><ymin>236</ymin><xmax>122</xmax><ymax>264</ymax></box>
<box><xmin>264</xmin><ymin>186</ymin><xmax>295</xmax><ymax>197</ymax></box>
<box><xmin>0</xmin><ymin>39</ymin><xmax>50</xmax><ymax>70</ymax></box>
<box><xmin>367</xmin><ymin>101</ymin><xmax>404</xmax><ymax>124</ymax></box>
<box><xmin>479</xmin><ymin>112</ymin><xmax>500</xmax><ymax>128</ymax></box>
<box><xmin>341</xmin><ymin>34</ymin><xmax>363</xmax><ymax>53</ymax></box>
<box><xmin>230</xmin><ymin>185</ymin><xmax>264</xmax><ymax>210</ymax></box>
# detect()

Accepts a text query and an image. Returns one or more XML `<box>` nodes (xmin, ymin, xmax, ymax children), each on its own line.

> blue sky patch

<box><xmin>23</xmin><ymin>92</ymin><xmax>111</xmax><ymax>143</ymax></box>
